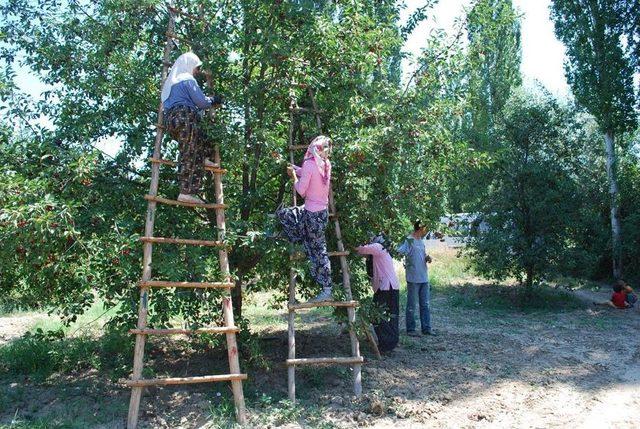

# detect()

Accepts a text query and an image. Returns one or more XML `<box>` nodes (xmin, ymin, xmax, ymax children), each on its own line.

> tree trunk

<box><xmin>232</xmin><ymin>277</ymin><xmax>243</xmax><ymax>321</ymax></box>
<box><xmin>525</xmin><ymin>265</ymin><xmax>534</xmax><ymax>290</ymax></box>
<box><xmin>603</xmin><ymin>130</ymin><xmax>622</xmax><ymax>280</ymax></box>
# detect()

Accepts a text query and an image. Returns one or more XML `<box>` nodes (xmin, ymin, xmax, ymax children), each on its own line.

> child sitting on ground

<box><xmin>594</xmin><ymin>280</ymin><xmax>637</xmax><ymax>309</ymax></box>
<box><xmin>620</xmin><ymin>280</ymin><xmax>637</xmax><ymax>307</ymax></box>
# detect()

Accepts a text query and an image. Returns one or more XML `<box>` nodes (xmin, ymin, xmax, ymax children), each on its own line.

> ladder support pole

<box><xmin>329</xmin><ymin>175</ymin><xmax>363</xmax><ymax>397</ymax></box>
<box><xmin>222</xmin><ymin>297</ymin><xmax>247</xmax><ymax>424</ymax></box>
<box><xmin>308</xmin><ymin>88</ymin><xmax>323</xmax><ymax>132</ymax></box>
<box><xmin>287</xmin><ymin>103</ymin><xmax>298</xmax><ymax>402</ymax></box>
<box><xmin>127</xmin><ymin>7</ymin><xmax>175</xmax><ymax>428</ymax></box>
<box><xmin>214</xmin><ymin>149</ymin><xmax>229</xmax><ymax>274</ymax></box>
<box><xmin>213</xmin><ymin>144</ymin><xmax>247</xmax><ymax>423</ymax></box>
<box><xmin>315</xmin><ymin>88</ymin><xmax>363</xmax><ymax>396</ymax></box>
<box><xmin>287</xmin><ymin>267</ymin><xmax>297</xmax><ymax>402</ymax></box>
<box><xmin>288</xmin><ymin>103</ymin><xmax>298</xmax><ymax>207</ymax></box>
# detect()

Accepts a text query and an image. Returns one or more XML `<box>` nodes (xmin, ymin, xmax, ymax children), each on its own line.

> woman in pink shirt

<box><xmin>356</xmin><ymin>234</ymin><xmax>400</xmax><ymax>352</ymax></box>
<box><xmin>277</xmin><ymin>136</ymin><xmax>334</xmax><ymax>303</ymax></box>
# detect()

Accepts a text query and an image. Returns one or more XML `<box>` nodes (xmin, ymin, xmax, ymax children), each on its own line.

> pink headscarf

<box><xmin>304</xmin><ymin>135</ymin><xmax>332</xmax><ymax>184</ymax></box>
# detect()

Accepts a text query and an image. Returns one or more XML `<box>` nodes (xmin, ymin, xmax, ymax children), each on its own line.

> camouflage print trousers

<box><xmin>164</xmin><ymin>105</ymin><xmax>212</xmax><ymax>195</ymax></box>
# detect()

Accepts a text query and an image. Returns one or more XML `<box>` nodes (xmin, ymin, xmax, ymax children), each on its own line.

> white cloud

<box><xmin>401</xmin><ymin>0</ymin><xmax>570</xmax><ymax>97</ymax></box>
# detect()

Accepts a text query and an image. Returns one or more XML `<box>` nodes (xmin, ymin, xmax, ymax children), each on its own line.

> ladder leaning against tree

<box><xmin>285</xmin><ymin>84</ymin><xmax>381</xmax><ymax>402</ymax></box>
<box><xmin>120</xmin><ymin>4</ymin><xmax>246</xmax><ymax>428</ymax></box>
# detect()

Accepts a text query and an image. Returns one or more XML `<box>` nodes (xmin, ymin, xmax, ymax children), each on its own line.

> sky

<box><xmin>11</xmin><ymin>0</ymin><xmax>571</xmax><ymax>156</ymax></box>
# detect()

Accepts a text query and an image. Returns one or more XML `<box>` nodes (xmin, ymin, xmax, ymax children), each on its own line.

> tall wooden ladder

<box><xmin>285</xmin><ymin>85</ymin><xmax>366</xmax><ymax>401</ymax></box>
<box><xmin>121</xmin><ymin>5</ymin><xmax>246</xmax><ymax>428</ymax></box>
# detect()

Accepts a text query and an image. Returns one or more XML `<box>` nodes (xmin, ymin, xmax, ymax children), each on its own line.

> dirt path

<box><xmin>0</xmin><ymin>313</ymin><xmax>47</xmax><ymax>345</ymax></box>
<box><xmin>352</xmin><ymin>297</ymin><xmax>640</xmax><ymax>429</ymax></box>
<box><xmin>2</xmin><ymin>249</ymin><xmax>640</xmax><ymax>428</ymax></box>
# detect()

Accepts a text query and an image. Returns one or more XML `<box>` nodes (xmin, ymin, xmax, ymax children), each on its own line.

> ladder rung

<box><xmin>140</xmin><ymin>237</ymin><xmax>225</xmax><ymax>247</ymax></box>
<box><xmin>121</xmin><ymin>373</ymin><xmax>247</xmax><ymax>387</ymax></box>
<box><xmin>139</xmin><ymin>280</ymin><xmax>233</xmax><ymax>289</ymax></box>
<box><xmin>166</xmin><ymin>31</ymin><xmax>192</xmax><ymax>45</ymax></box>
<box><xmin>144</xmin><ymin>195</ymin><xmax>227</xmax><ymax>209</ymax></box>
<box><xmin>286</xmin><ymin>357</ymin><xmax>364</xmax><ymax>366</ymax></box>
<box><xmin>130</xmin><ymin>327</ymin><xmax>239</xmax><ymax>335</ymax></box>
<box><xmin>288</xmin><ymin>300</ymin><xmax>359</xmax><ymax>311</ymax></box>
<box><xmin>291</xmin><ymin>107</ymin><xmax>324</xmax><ymax>114</ymax></box>
<box><xmin>168</xmin><ymin>5</ymin><xmax>208</xmax><ymax>24</ymax></box>
<box><xmin>148</xmin><ymin>158</ymin><xmax>227</xmax><ymax>174</ymax></box>
<box><xmin>290</xmin><ymin>250</ymin><xmax>349</xmax><ymax>261</ymax></box>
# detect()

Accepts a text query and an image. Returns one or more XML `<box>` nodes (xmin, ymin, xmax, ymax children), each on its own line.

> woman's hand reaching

<box><xmin>287</xmin><ymin>165</ymin><xmax>297</xmax><ymax>181</ymax></box>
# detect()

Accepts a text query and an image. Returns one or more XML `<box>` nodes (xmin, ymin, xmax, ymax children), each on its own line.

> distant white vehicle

<box><xmin>439</xmin><ymin>213</ymin><xmax>489</xmax><ymax>237</ymax></box>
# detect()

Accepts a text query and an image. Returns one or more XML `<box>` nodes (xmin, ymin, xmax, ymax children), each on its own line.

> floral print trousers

<box><xmin>164</xmin><ymin>105</ymin><xmax>213</xmax><ymax>195</ymax></box>
<box><xmin>277</xmin><ymin>206</ymin><xmax>332</xmax><ymax>290</ymax></box>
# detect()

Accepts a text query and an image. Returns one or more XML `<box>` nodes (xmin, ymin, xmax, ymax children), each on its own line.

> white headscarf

<box><xmin>160</xmin><ymin>52</ymin><xmax>203</xmax><ymax>103</ymax></box>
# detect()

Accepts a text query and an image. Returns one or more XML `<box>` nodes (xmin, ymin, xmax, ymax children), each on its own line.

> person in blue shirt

<box><xmin>397</xmin><ymin>220</ymin><xmax>435</xmax><ymax>336</ymax></box>
<box><xmin>161</xmin><ymin>52</ymin><xmax>222</xmax><ymax>204</ymax></box>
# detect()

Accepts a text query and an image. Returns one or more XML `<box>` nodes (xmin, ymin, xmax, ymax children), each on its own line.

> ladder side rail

<box><xmin>308</xmin><ymin>87</ymin><xmax>323</xmax><ymax>133</ymax></box>
<box><xmin>287</xmin><ymin>103</ymin><xmax>298</xmax><ymax>401</ymax></box>
<box><xmin>222</xmin><ymin>297</ymin><xmax>247</xmax><ymax>424</ymax></box>
<box><xmin>127</xmin><ymin>7</ymin><xmax>176</xmax><ymax>429</ymax></box>
<box><xmin>209</xmin><ymin>96</ymin><xmax>246</xmax><ymax>421</ymax></box>
<box><xmin>213</xmin><ymin>146</ymin><xmax>230</xmax><ymax>277</ymax></box>
<box><xmin>329</xmin><ymin>190</ymin><xmax>363</xmax><ymax>396</ymax></box>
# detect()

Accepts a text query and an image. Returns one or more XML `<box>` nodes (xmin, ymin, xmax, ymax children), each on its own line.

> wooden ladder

<box><xmin>286</xmin><ymin>85</ymin><xmax>372</xmax><ymax>401</ymax></box>
<box><xmin>122</xmin><ymin>5</ymin><xmax>246</xmax><ymax>428</ymax></box>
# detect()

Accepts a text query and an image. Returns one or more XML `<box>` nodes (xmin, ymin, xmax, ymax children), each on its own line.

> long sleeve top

<box><xmin>293</xmin><ymin>159</ymin><xmax>329</xmax><ymax>212</ymax></box>
<box><xmin>397</xmin><ymin>235</ymin><xmax>429</xmax><ymax>283</ymax></box>
<box><xmin>162</xmin><ymin>79</ymin><xmax>212</xmax><ymax>111</ymax></box>
<box><xmin>356</xmin><ymin>243</ymin><xmax>400</xmax><ymax>292</ymax></box>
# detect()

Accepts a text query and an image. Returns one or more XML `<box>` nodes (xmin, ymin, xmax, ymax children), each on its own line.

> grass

<box><xmin>205</xmin><ymin>393</ymin><xmax>335</xmax><ymax>429</ymax></box>
<box><xmin>0</xmin><ymin>298</ymin><xmax>119</xmax><ymax>333</ymax></box>
<box><xmin>0</xmin><ymin>330</ymin><xmax>133</xmax><ymax>382</ymax></box>
<box><xmin>416</xmin><ymin>246</ymin><xmax>586</xmax><ymax>313</ymax></box>
<box><xmin>206</xmin><ymin>396</ymin><xmax>239</xmax><ymax>429</ymax></box>
<box><xmin>428</xmin><ymin>247</ymin><xmax>472</xmax><ymax>292</ymax></box>
<box><xmin>249</xmin><ymin>394</ymin><xmax>337</xmax><ymax>429</ymax></box>
<box><xmin>0</xmin><ymin>297</ymin><xmax>129</xmax><ymax>384</ymax></box>
<box><xmin>1</xmin><ymin>395</ymin><xmax>128</xmax><ymax>429</ymax></box>
<box><xmin>0</xmin><ymin>421</ymin><xmax>70</xmax><ymax>429</ymax></box>
<box><xmin>444</xmin><ymin>279</ymin><xmax>587</xmax><ymax>313</ymax></box>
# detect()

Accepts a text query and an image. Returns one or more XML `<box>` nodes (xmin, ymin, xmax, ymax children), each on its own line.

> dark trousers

<box><xmin>165</xmin><ymin>105</ymin><xmax>212</xmax><ymax>194</ymax></box>
<box><xmin>373</xmin><ymin>288</ymin><xmax>399</xmax><ymax>352</ymax></box>
<box><xmin>277</xmin><ymin>206</ymin><xmax>332</xmax><ymax>290</ymax></box>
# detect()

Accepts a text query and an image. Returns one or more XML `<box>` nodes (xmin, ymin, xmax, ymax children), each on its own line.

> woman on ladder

<box><xmin>161</xmin><ymin>52</ymin><xmax>222</xmax><ymax>204</ymax></box>
<box><xmin>278</xmin><ymin>135</ymin><xmax>334</xmax><ymax>303</ymax></box>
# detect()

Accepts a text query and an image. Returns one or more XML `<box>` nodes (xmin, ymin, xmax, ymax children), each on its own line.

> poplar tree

<box><xmin>551</xmin><ymin>0</ymin><xmax>638</xmax><ymax>279</ymax></box>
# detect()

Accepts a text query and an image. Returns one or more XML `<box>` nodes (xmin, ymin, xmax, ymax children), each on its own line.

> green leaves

<box><xmin>551</xmin><ymin>0</ymin><xmax>638</xmax><ymax>134</ymax></box>
<box><xmin>466</xmin><ymin>89</ymin><xmax>610</xmax><ymax>288</ymax></box>
<box><xmin>0</xmin><ymin>0</ymin><xmax>469</xmax><ymax>326</ymax></box>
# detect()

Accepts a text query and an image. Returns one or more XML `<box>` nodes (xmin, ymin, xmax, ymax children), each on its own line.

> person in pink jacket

<box><xmin>277</xmin><ymin>136</ymin><xmax>334</xmax><ymax>303</ymax></box>
<box><xmin>356</xmin><ymin>233</ymin><xmax>400</xmax><ymax>352</ymax></box>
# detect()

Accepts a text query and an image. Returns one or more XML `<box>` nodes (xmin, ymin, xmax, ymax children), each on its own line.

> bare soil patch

<box><xmin>2</xmin><ymin>247</ymin><xmax>639</xmax><ymax>428</ymax></box>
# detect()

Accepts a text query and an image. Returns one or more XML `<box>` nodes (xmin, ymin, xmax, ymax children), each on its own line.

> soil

<box><xmin>2</xmin><ymin>245</ymin><xmax>639</xmax><ymax>428</ymax></box>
